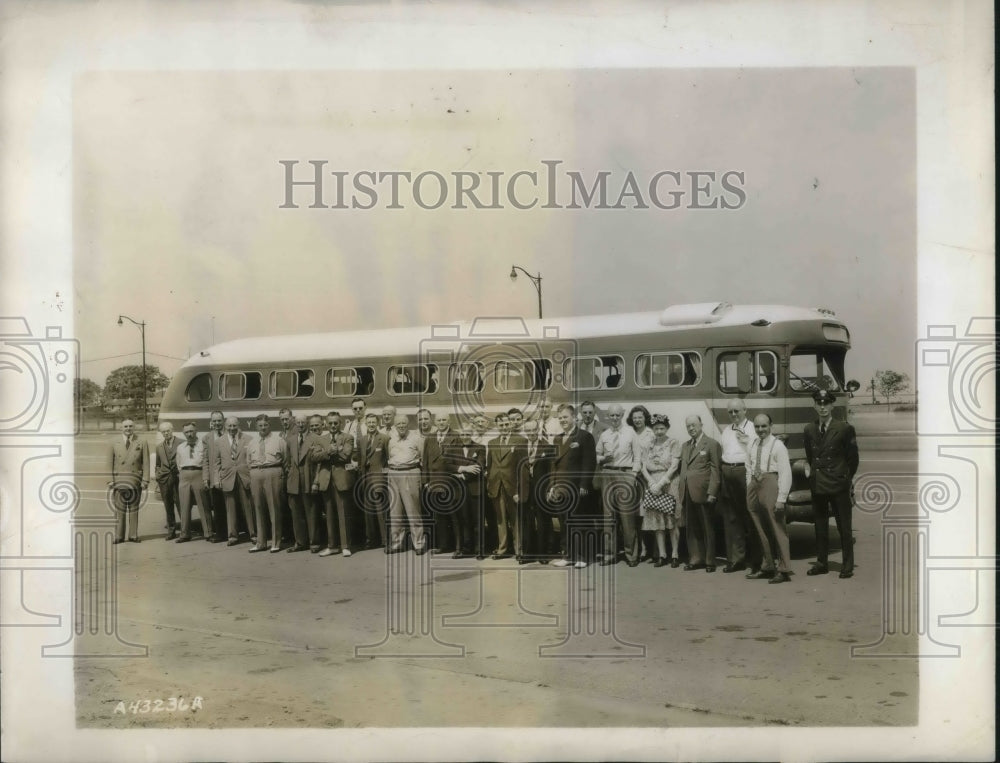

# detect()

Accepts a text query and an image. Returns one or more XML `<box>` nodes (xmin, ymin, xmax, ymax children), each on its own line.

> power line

<box><xmin>81</xmin><ymin>350</ymin><xmax>188</xmax><ymax>364</ymax></box>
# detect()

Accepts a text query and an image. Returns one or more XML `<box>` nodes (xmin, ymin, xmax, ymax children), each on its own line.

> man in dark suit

<box><xmin>485</xmin><ymin>413</ymin><xmax>527</xmax><ymax>559</ymax></box>
<box><xmin>423</xmin><ymin>412</ymin><xmax>461</xmax><ymax>553</ymax></box>
<box><xmin>549</xmin><ymin>404</ymin><xmax>597</xmax><ymax>568</ymax></box>
<box><xmin>216</xmin><ymin>416</ymin><xmax>255</xmax><ymax>546</ymax></box>
<box><xmin>154</xmin><ymin>422</ymin><xmax>180</xmax><ymax>540</ymax></box>
<box><xmin>203</xmin><ymin>410</ymin><xmax>227</xmax><ymax>542</ymax></box>
<box><xmin>447</xmin><ymin>423</ymin><xmax>487</xmax><ymax>559</ymax></box>
<box><xmin>804</xmin><ymin>389</ymin><xmax>860</xmax><ymax>578</ymax></box>
<box><xmin>679</xmin><ymin>414</ymin><xmax>722</xmax><ymax>572</ymax></box>
<box><xmin>518</xmin><ymin>419</ymin><xmax>557</xmax><ymax>563</ymax></box>
<box><xmin>284</xmin><ymin>415</ymin><xmax>313</xmax><ymax>552</ymax></box>
<box><xmin>107</xmin><ymin>419</ymin><xmax>149</xmax><ymax>544</ymax></box>
<box><xmin>356</xmin><ymin>413</ymin><xmax>390</xmax><ymax>551</ymax></box>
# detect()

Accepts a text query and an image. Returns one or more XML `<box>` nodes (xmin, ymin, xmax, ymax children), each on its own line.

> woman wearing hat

<box><xmin>639</xmin><ymin>414</ymin><xmax>683</xmax><ymax>567</ymax></box>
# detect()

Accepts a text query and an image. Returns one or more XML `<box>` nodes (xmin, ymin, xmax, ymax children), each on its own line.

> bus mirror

<box><xmin>845</xmin><ymin>379</ymin><xmax>861</xmax><ymax>395</ymax></box>
<box><xmin>736</xmin><ymin>351</ymin><xmax>753</xmax><ymax>394</ymax></box>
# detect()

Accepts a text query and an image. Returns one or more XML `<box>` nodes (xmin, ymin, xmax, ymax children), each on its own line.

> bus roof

<box><xmin>180</xmin><ymin>303</ymin><xmax>842</xmax><ymax>368</ymax></box>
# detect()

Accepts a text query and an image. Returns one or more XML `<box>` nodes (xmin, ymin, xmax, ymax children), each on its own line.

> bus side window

<box><xmin>757</xmin><ymin>351</ymin><xmax>777</xmax><ymax>393</ymax></box>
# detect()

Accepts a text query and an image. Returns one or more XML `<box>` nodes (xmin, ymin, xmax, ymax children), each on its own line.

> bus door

<box><xmin>710</xmin><ymin>346</ymin><xmax>784</xmax><ymax>432</ymax></box>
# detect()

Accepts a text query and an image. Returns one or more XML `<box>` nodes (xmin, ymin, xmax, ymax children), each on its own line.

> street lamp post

<box><xmin>509</xmin><ymin>265</ymin><xmax>543</xmax><ymax>319</ymax></box>
<box><xmin>117</xmin><ymin>315</ymin><xmax>148</xmax><ymax>430</ymax></box>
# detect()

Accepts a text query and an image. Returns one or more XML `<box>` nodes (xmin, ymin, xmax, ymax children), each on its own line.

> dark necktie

<box><xmin>754</xmin><ymin>440</ymin><xmax>763</xmax><ymax>480</ymax></box>
<box><xmin>231</xmin><ymin>437</ymin><xmax>238</xmax><ymax>460</ymax></box>
<box><xmin>189</xmin><ymin>443</ymin><xmax>195</xmax><ymax>458</ymax></box>
<box><xmin>820</xmin><ymin>423</ymin><xmax>827</xmax><ymax>437</ymax></box>
<box><xmin>298</xmin><ymin>433</ymin><xmax>304</xmax><ymax>449</ymax></box>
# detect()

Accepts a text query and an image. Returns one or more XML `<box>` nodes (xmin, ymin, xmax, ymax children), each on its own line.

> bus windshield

<box><xmin>788</xmin><ymin>347</ymin><xmax>846</xmax><ymax>393</ymax></box>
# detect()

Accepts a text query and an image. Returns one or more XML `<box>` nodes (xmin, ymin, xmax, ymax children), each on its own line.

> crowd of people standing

<box><xmin>107</xmin><ymin>390</ymin><xmax>859</xmax><ymax>580</ymax></box>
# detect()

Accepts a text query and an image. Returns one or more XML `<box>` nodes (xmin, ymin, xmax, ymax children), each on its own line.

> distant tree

<box><xmin>104</xmin><ymin>365</ymin><xmax>170</xmax><ymax>416</ymax></box>
<box><xmin>74</xmin><ymin>377</ymin><xmax>102</xmax><ymax>410</ymax></box>
<box><xmin>868</xmin><ymin>370</ymin><xmax>911</xmax><ymax>410</ymax></box>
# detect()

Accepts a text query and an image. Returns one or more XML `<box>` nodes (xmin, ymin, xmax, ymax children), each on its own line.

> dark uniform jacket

<box><xmin>803</xmin><ymin>419</ymin><xmax>859</xmax><ymax>496</ymax></box>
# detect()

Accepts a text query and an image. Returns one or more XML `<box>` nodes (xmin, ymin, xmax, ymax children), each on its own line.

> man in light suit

<box><xmin>154</xmin><ymin>422</ymin><xmax>180</xmax><ymax>540</ymax></box>
<box><xmin>355</xmin><ymin>412</ymin><xmax>390</xmax><ymax>551</ymax></box>
<box><xmin>485</xmin><ymin>413</ymin><xmax>527</xmax><ymax>560</ymax></box>
<box><xmin>203</xmin><ymin>410</ymin><xmax>227</xmax><ymax>542</ymax></box>
<box><xmin>284</xmin><ymin>415</ymin><xmax>313</xmax><ymax>553</ymax></box>
<box><xmin>679</xmin><ymin>414</ymin><xmax>722</xmax><ymax>572</ymax></box>
<box><xmin>423</xmin><ymin>412</ymin><xmax>461</xmax><ymax>553</ymax></box>
<box><xmin>107</xmin><ymin>419</ymin><xmax>149</xmax><ymax>543</ymax></box>
<box><xmin>298</xmin><ymin>415</ymin><xmax>327</xmax><ymax>552</ymax></box>
<box><xmin>804</xmin><ymin>389</ymin><xmax>860</xmax><ymax>579</ymax></box>
<box><xmin>317</xmin><ymin>412</ymin><xmax>356</xmax><ymax>557</ymax></box>
<box><xmin>549</xmin><ymin>404</ymin><xmax>597</xmax><ymax>568</ymax></box>
<box><xmin>216</xmin><ymin>416</ymin><xmax>255</xmax><ymax>546</ymax></box>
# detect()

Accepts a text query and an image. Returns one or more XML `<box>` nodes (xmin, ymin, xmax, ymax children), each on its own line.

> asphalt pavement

<box><xmin>69</xmin><ymin>433</ymin><xmax>919</xmax><ymax>729</ymax></box>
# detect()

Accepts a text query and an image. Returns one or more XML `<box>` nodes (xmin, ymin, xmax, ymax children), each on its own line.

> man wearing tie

<box><xmin>718</xmin><ymin>399</ymin><xmax>758</xmax><ymax>574</ymax></box>
<box><xmin>423</xmin><ymin>412</ymin><xmax>460</xmax><ymax>553</ymax></box>
<box><xmin>518</xmin><ymin>419</ymin><xmax>557</xmax><ymax>563</ymax></box>
<box><xmin>804</xmin><ymin>390</ymin><xmax>860</xmax><ymax>579</ymax></box>
<box><xmin>356</xmin><ymin>413</ymin><xmax>390</xmax><ymax>551</ymax></box>
<box><xmin>485</xmin><ymin>413</ymin><xmax>527</xmax><ymax>560</ymax></box>
<box><xmin>153</xmin><ymin>422</ymin><xmax>180</xmax><ymax>540</ymax></box>
<box><xmin>679</xmin><ymin>414</ymin><xmax>722</xmax><ymax>572</ymax></box>
<box><xmin>277</xmin><ymin>408</ymin><xmax>295</xmax><ymax>544</ymax></box>
<box><xmin>284</xmin><ymin>415</ymin><xmax>313</xmax><ymax>553</ymax></box>
<box><xmin>379</xmin><ymin>405</ymin><xmax>397</xmax><ymax>436</ymax></box>
<box><xmin>175</xmin><ymin>421</ymin><xmax>215</xmax><ymax>543</ymax></box>
<box><xmin>317</xmin><ymin>412</ymin><xmax>357</xmax><ymax>557</ymax></box>
<box><xmin>216</xmin><ymin>416</ymin><xmax>255</xmax><ymax>546</ymax></box>
<box><xmin>745</xmin><ymin>414</ymin><xmax>794</xmax><ymax>583</ymax></box>
<box><xmin>202</xmin><ymin>410</ymin><xmax>227</xmax><ymax>542</ymax></box>
<box><xmin>107</xmin><ymin>419</ymin><xmax>149</xmax><ymax>544</ymax></box>
<box><xmin>246</xmin><ymin>414</ymin><xmax>287</xmax><ymax>553</ymax></box>
<box><xmin>344</xmin><ymin>398</ymin><xmax>368</xmax><ymax>443</ymax></box>
<box><xmin>578</xmin><ymin>401</ymin><xmax>607</xmax><ymax>441</ymax></box>
<box><xmin>549</xmin><ymin>404</ymin><xmax>597</xmax><ymax>568</ymax></box>
<box><xmin>448</xmin><ymin>424</ymin><xmax>487</xmax><ymax>559</ymax></box>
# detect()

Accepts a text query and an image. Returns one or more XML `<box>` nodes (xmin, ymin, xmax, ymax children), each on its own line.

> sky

<box><xmin>74</xmin><ymin>67</ymin><xmax>915</xmax><ymax>389</ymax></box>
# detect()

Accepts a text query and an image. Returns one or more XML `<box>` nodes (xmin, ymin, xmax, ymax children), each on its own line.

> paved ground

<box><xmin>71</xmin><ymin>432</ymin><xmax>919</xmax><ymax>729</ymax></box>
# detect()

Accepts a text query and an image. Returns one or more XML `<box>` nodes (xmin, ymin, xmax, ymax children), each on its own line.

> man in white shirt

<box><xmin>175</xmin><ymin>422</ymin><xmax>214</xmax><ymax>543</ymax></box>
<box><xmin>247</xmin><ymin>414</ymin><xmax>288</xmax><ymax>553</ymax></box>
<box><xmin>386</xmin><ymin>413</ymin><xmax>427</xmax><ymax>554</ymax></box>
<box><xmin>744</xmin><ymin>414</ymin><xmax>794</xmax><ymax>584</ymax></box>
<box><xmin>718</xmin><ymin>399</ymin><xmax>759</xmax><ymax>574</ymax></box>
<box><xmin>536</xmin><ymin>398</ymin><xmax>562</xmax><ymax>443</ymax></box>
<box><xmin>594</xmin><ymin>403</ymin><xmax>643</xmax><ymax>567</ymax></box>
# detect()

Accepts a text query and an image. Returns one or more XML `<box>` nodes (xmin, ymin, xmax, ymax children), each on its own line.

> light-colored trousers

<box><xmin>746</xmin><ymin>473</ymin><xmax>792</xmax><ymax>574</ymax></box>
<box><xmin>387</xmin><ymin>471</ymin><xmax>426</xmax><ymax>551</ymax></box>
<box><xmin>249</xmin><ymin>467</ymin><xmax>283</xmax><ymax>547</ymax></box>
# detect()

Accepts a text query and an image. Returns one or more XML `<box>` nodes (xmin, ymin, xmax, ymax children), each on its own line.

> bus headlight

<box><xmin>792</xmin><ymin>459</ymin><xmax>811</xmax><ymax>480</ymax></box>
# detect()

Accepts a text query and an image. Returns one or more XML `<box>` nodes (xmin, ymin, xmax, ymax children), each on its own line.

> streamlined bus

<box><xmin>158</xmin><ymin>302</ymin><xmax>859</xmax><ymax>521</ymax></box>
